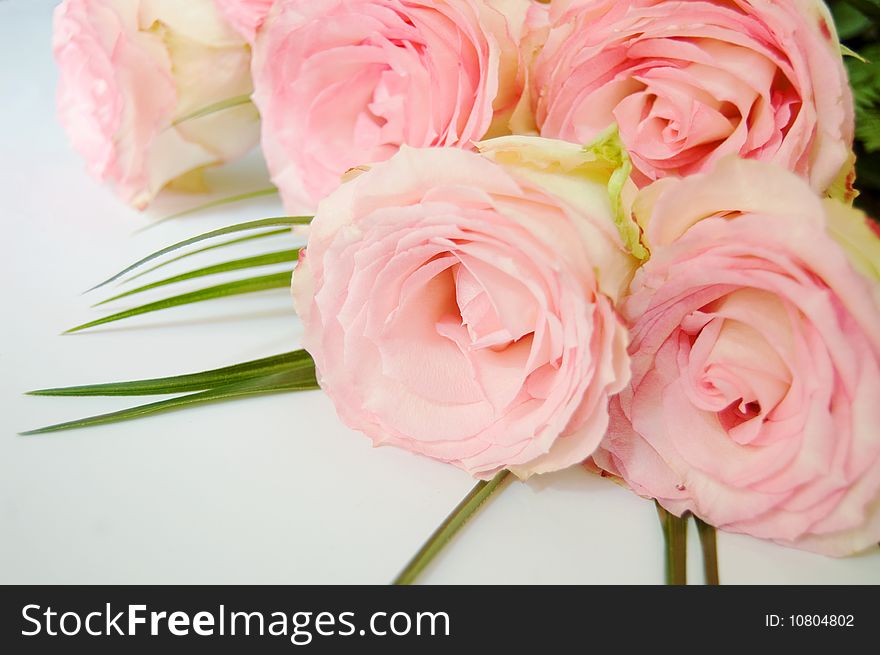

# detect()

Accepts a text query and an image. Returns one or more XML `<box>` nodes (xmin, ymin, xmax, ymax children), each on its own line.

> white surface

<box><xmin>1</xmin><ymin>0</ymin><xmax>878</xmax><ymax>585</ymax></box>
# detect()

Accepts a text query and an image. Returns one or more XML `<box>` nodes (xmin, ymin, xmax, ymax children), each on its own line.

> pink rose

<box><xmin>213</xmin><ymin>0</ymin><xmax>274</xmax><ymax>42</ymax></box>
<box><xmin>527</xmin><ymin>0</ymin><xmax>854</xmax><ymax>192</ymax></box>
<box><xmin>252</xmin><ymin>0</ymin><xmax>530</xmax><ymax>213</ymax></box>
<box><xmin>292</xmin><ymin>136</ymin><xmax>638</xmax><ymax>478</ymax></box>
<box><xmin>593</xmin><ymin>157</ymin><xmax>880</xmax><ymax>556</ymax></box>
<box><xmin>54</xmin><ymin>0</ymin><xmax>260</xmax><ymax>209</ymax></box>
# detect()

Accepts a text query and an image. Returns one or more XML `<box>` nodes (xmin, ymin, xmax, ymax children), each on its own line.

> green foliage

<box><xmin>831</xmin><ymin>1</ymin><xmax>880</xmax><ymax>216</ymax></box>
<box><xmin>846</xmin><ymin>45</ymin><xmax>880</xmax><ymax>153</ymax></box>
<box><xmin>67</xmin><ymin>271</ymin><xmax>293</xmax><ymax>333</ymax></box>
<box><xmin>24</xmin><ymin>216</ymin><xmax>317</xmax><ymax>431</ymax></box>
<box><xmin>87</xmin><ymin>216</ymin><xmax>310</xmax><ymax>291</ymax></box>
<box><xmin>124</xmin><ymin>229</ymin><xmax>291</xmax><ymax>284</ymax></box>
<box><xmin>95</xmin><ymin>249</ymin><xmax>300</xmax><ymax>306</ymax></box>
<box><xmin>22</xmin><ymin>362</ymin><xmax>318</xmax><ymax>435</ymax></box>
<box><xmin>29</xmin><ymin>351</ymin><xmax>313</xmax><ymax>397</ymax></box>
<box><xmin>834</xmin><ymin>1</ymin><xmax>873</xmax><ymax>39</ymax></box>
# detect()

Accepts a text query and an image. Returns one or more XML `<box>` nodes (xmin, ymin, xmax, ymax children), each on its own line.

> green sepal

<box><xmin>584</xmin><ymin>125</ymin><xmax>649</xmax><ymax>261</ymax></box>
<box><xmin>841</xmin><ymin>43</ymin><xmax>868</xmax><ymax>62</ymax></box>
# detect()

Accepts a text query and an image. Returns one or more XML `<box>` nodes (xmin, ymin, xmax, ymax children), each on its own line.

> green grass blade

<box><xmin>28</xmin><ymin>350</ymin><xmax>313</xmax><ymax>397</ymax></box>
<box><xmin>96</xmin><ymin>249</ymin><xmax>300</xmax><ymax>306</ymax></box>
<box><xmin>68</xmin><ymin>271</ymin><xmax>292</xmax><ymax>333</ymax></box>
<box><xmin>138</xmin><ymin>187</ymin><xmax>279</xmax><ymax>233</ymax></box>
<box><xmin>87</xmin><ymin>216</ymin><xmax>311</xmax><ymax>292</ymax></box>
<box><xmin>123</xmin><ymin>228</ymin><xmax>292</xmax><ymax>285</ymax></box>
<box><xmin>20</xmin><ymin>368</ymin><xmax>319</xmax><ymax>436</ymax></box>
<box><xmin>172</xmin><ymin>94</ymin><xmax>254</xmax><ymax>127</ymax></box>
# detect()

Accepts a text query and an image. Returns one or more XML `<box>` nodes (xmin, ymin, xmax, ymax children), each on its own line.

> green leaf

<box><xmin>832</xmin><ymin>2</ymin><xmax>872</xmax><ymax>40</ymax></box>
<box><xmin>123</xmin><ymin>228</ymin><xmax>292</xmax><ymax>285</ymax></box>
<box><xmin>856</xmin><ymin>107</ymin><xmax>880</xmax><ymax>153</ymax></box>
<box><xmin>28</xmin><ymin>350</ymin><xmax>312</xmax><ymax>397</ymax></box>
<box><xmin>656</xmin><ymin>502</ymin><xmax>689</xmax><ymax>585</ymax></box>
<box><xmin>695</xmin><ymin>517</ymin><xmax>720</xmax><ymax>585</ymax></box>
<box><xmin>96</xmin><ymin>249</ymin><xmax>300</xmax><ymax>306</ymax></box>
<box><xmin>393</xmin><ymin>470</ymin><xmax>511</xmax><ymax>585</ymax></box>
<box><xmin>847</xmin><ymin>47</ymin><xmax>880</xmax><ymax>109</ymax></box>
<box><xmin>856</xmin><ymin>144</ymin><xmax>880</xmax><ymax>187</ymax></box>
<box><xmin>172</xmin><ymin>94</ymin><xmax>254</xmax><ymax>127</ymax></box>
<box><xmin>847</xmin><ymin>48</ymin><xmax>880</xmax><ymax>155</ymax></box>
<box><xmin>67</xmin><ymin>271</ymin><xmax>292</xmax><ymax>333</ymax></box>
<box><xmin>87</xmin><ymin>216</ymin><xmax>311</xmax><ymax>292</ymax></box>
<box><xmin>20</xmin><ymin>368</ymin><xmax>318</xmax><ymax>436</ymax></box>
<box><xmin>137</xmin><ymin>187</ymin><xmax>279</xmax><ymax>233</ymax></box>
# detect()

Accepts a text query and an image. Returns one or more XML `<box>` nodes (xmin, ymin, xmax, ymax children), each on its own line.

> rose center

<box><xmin>718</xmin><ymin>398</ymin><xmax>762</xmax><ymax>431</ymax></box>
<box><xmin>451</xmin><ymin>258</ymin><xmax>535</xmax><ymax>351</ymax></box>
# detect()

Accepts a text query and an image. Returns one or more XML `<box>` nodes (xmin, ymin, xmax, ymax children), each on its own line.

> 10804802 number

<box><xmin>789</xmin><ymin>615</ymin><xmax>854</xmax><ymax>627</ymax></box>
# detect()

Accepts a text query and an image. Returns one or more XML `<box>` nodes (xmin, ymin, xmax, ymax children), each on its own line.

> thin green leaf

<box><xmin>393</xmin><ymin>470</ymin><xmax>512</xmax><ymax>585</ymax></box>
<box><xmin>124</xmin><ymin>228</ymin><xmax>292</xmax><ymax>285</ymax></box>
<box><xmin>695</xmin><ymin>517</ymin><xmax>720</xmax><ymax>585</ymax></box>
<box><xmin>68</xmin><ymin>271</ymin><xmax>292</xmax><ymax>334</ymax></box>
<box><xmin>656</xmin><ymin>502</ymin><xmax>689</xmax><ymax>585</ymax></box>
<box><xmin>20</xmin><ymin>368</ymin><xmax>319</xmax><ymax>436</ymax></box>
<box><xmin>28</xmin><ymin>350</ymin><xmax>312</xmax><ymax>397</ymax></box>
<box><xmin>96</xmin><ymin>249</ymin><xmax>300</xmax><ymax>306</ymax></box>
<box><xmin>137</xmin><ymin>187</ymin><xmax>279</xmax><ymax>233</ymax></box>
<box><xmin>172</xmin><ymin>94</ymin><xmax>254</xmax><ymax>127</ymax></box>
<box><xmin>87</xmin><ymin>216</ymin><xmax>311</xmax><ymax>292</ymax></box>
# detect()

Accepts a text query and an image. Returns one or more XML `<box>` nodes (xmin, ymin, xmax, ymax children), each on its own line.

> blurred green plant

<box><xmin>832</xmin><ymin>0</ymin><xmax>880</xmax><ymax>218</ymax></box>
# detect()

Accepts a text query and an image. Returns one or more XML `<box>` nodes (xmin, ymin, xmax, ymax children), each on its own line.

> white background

<box><xmin>1</xmin><ymin>0</ymin><xmax>878</xmax><ymax>584</ymax></box>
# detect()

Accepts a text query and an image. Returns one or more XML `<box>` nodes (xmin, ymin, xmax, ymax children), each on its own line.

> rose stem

<box><xmin>695</xmin><ymin>517</ymin><xmax>720</xmax><ymax>585</ymax></box>
<box><xmin>655</xmin><ymin>502</ymin><xmax>688</xmax><ymax>585</ymax></box>
<box><xmin>392</xmin><ymin>470</ymin><xmax>512</xmax><ymax>585</ymax></box>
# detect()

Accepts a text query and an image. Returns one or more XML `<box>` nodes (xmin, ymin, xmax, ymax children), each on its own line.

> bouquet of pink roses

<box><xmin>34</xmin><ymin>0</ymin><xmax>880</xmax><ymax>583</ymax></box>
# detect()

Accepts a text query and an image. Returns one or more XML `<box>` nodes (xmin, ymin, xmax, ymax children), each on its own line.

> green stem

<box><xmin>695</xmin><ymin>517</ymin><xmax>720</xmax><ymax>585</ymax></box>
<box><xmin>655</xmin><ymin>502</ymin><xmax>689</xmax><ymax>585</ymax></box>
<box><xmin>393</xmin><ymin>470</ymin><xmax>511</xmax><ymax>585</ymax></box>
